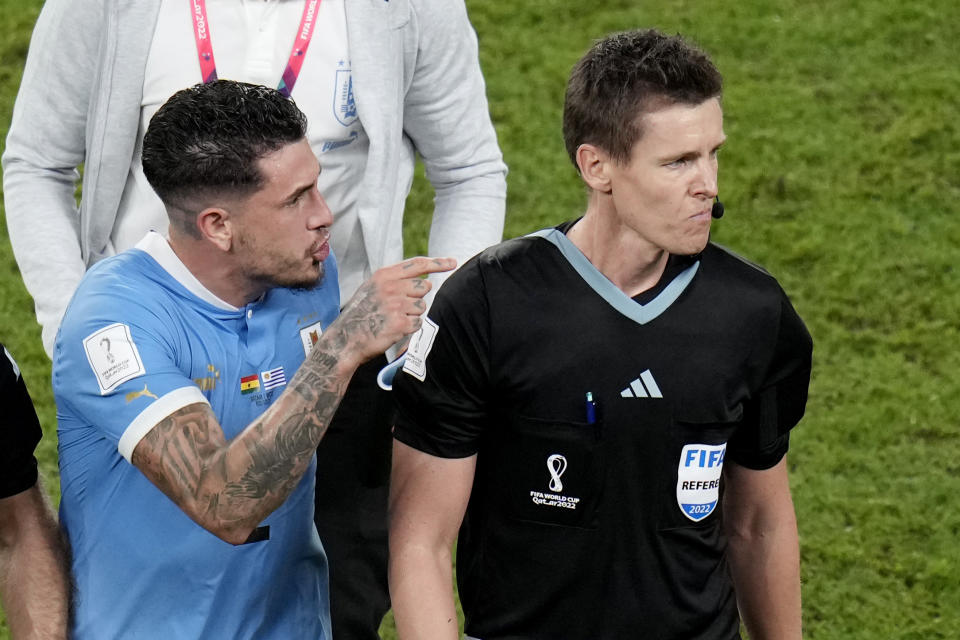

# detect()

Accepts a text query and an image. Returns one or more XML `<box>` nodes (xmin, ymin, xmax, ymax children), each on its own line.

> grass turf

<box><xmin>2</xmin><ymin>0</ymin><xmax>959</xmax><ymax>637</ymax></box>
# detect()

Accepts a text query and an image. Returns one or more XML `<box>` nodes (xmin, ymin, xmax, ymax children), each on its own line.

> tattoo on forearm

<box><xmin>129</xmin><ymin>274</ymin><xmax>408</xmax><ymax>535</ymax></box>
<box><xmin>134</xmin><ymin>404</ymin><xmax>218</xmax><ymax>498</ymax></box>
<box><xmin>132</xmin><ymin>334</ymin><xmax>357</xmax><ymax>534</ymax></box>
<box><xmin>339</xmin><ymin>282</ymin><xmax>388</xmax><ymax>340</ymax></box>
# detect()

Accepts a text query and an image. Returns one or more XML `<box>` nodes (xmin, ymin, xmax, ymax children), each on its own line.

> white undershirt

<box><xmin>114</xmin><ymin>0</ymin><xmax>371</xmax><ymax>301</ymax></box>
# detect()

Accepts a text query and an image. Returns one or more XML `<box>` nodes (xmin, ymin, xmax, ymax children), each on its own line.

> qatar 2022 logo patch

<box><xmin>82</xmin><ymin>323</ymin><xmax>146</xmax><ymax>395</ymax></box>
<box><xmin>529</xmin><ymin>453</ymin><xmax>581</xmax><ymax>511</ymax></box>
<box><xmin>676</xmin><ymin>443</ymin><xmax>726</xmax><ymax>522</ymax></box>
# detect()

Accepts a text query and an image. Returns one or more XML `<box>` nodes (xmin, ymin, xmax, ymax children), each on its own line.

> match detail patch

<box><xmin>676</xmin><ymin>443</ymin><xmax>726</xmax><ymax>522</ymax></box>
<box><xmin>401</xmin><ymin>317</ymin><xmax>439</xmax><ymax>382</ymax></box>
<box><xmin>83</xmin><ymin>323</ymin><xmax>146</xmax><ymax>395</ymax></box>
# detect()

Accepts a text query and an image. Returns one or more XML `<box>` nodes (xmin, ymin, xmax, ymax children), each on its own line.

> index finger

<box><xmin>391</xmin><ymin>256</ymin><xmax>457</xmax><ymax>278</ymax></box>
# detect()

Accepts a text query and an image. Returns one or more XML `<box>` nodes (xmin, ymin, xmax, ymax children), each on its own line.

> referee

<box><xmin>388</xmin><ymin>29</ymin><xmax>812</xmax><ymax>639</ymax></box>
<box><xmin>0</xmin><ymin>343</ymin><xmax>69</xmax><ymax>638</ymax></box>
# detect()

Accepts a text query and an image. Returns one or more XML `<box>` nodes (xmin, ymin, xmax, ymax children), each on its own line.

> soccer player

<box><xmin>53</xmin><ymin>80</ymin><xmax>453</xmax><ymax>639</ymax></box>
<box><xmin>388</xmin><ymin>29</ymin><xmax>812</xmax><ymax>639</ymax></box>
<box><xmin>0</xmin><ymin>343</ymin><xmax>70</xmax><ymax>640</ymax></box>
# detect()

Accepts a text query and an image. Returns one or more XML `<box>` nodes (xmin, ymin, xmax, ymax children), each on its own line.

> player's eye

<box><xmin>287</xmin><ymin>190</ymin><xmax>308</xmax><ymax>207</ymax></box>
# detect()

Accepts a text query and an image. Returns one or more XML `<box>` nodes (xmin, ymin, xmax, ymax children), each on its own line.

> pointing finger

<box><xmin>393</xmin><ymin>256</ymin><xmax>457</xmax><ymax>278</ymax></box>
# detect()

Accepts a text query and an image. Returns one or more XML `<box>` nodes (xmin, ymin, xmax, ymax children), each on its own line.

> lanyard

<box><xmin>190</xmin><ymin>0</ymin><xmax>321</xmax><ymax>98</ymax></box>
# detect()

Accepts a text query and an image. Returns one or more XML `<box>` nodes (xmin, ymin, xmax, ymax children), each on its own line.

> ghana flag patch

<box><xmin>240</xmin><ymin>374</ymin><xmax>260</xmax><ymax>395</ymax></box>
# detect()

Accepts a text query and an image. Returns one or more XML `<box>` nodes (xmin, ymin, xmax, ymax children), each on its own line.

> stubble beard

<box><xmin>237</xmin><ymin>235</ymin><xmax>326</xmax><ymax>292</ymax></box>
<box><xmin>252</xmin><ymin>259</ymin><xmax>325</xmax><ymax>292</ymax></box>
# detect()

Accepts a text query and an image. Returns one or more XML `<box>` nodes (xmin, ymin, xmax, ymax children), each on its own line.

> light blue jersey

<box><xmin>54</xmin><ymin>232</ymin><xmax>339</xmax><ymax>639</ymax></box>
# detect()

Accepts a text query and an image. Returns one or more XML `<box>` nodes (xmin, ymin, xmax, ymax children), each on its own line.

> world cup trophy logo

<box><xmin>99</xmin><ymin>337</ymin><xmax>116</xmax><ymax>364</ymax></box>
<box><xmin>547</xmin><ymin>454</ymin><xmax>567</xmax><ymax>492</ymax></box>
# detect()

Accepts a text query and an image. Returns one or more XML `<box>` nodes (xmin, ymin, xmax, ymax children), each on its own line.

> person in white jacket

<box><xmin>2</xmin><ymin>0</ymin><xmax>506</xmax><ymax>636</ymax></box>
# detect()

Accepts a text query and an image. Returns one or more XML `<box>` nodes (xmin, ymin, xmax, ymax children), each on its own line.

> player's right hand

<box><xmin>333</xmin><ymin>256</ymin><xmax>456</xmax><ymax>368</ymax></box>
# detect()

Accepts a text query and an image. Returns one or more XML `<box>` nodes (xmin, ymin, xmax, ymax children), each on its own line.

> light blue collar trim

<box><xmin>530</xmin><ymin>228</ymin><xmax>699</xmax><ymax>325</ymax></box>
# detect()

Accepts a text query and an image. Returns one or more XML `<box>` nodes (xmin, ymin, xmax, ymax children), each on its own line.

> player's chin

<box><xmin>301</xmin><ymin>263</ymin><xmax>325</xmax><ymax>290</ymax></box>
<box><xmin>278</xmin><ymin>264</ymin><xmax>325</xmax><ymax>291</ymax></box>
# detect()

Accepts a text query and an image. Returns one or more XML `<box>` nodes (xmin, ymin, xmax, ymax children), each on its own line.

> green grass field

<box><xmin>2</xmin><ymin>0</ymin><xmax>959</xmax><ymax>637</ymax></box>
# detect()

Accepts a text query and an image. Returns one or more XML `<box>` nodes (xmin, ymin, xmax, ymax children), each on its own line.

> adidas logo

<box><xmin>620</xmin><ymin>370</ymin><xmax>663</xmax><ymax>398</ymax></box>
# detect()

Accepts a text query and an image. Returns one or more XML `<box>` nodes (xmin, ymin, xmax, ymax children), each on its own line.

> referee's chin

<box><xmin>679</xmin><ymin>234</ymin><xmax>711</xmax><ymax>257</ymax></box>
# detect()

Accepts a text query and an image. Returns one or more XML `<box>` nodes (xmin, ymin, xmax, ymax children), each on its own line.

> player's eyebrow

<box><xmin>283</xmin><ymin>182</ymin><xmax>313</xmax><ymax>205</ymax></box>
<box><xmin>281</xmin><ymin>166</ymin><xmax>321</xmax><ymax>205</ymax></box>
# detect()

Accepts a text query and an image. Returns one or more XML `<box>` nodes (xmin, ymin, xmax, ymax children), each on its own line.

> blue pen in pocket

<box><xmin>585</xmin><ymin>391</ymin><xmax>597</xmax><ymax>425</ymax></box>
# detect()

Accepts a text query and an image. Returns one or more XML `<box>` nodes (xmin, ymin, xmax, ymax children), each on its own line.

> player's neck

<box><xmin>168</xmin><ymin>233</ymin><xmax>266</xmax><ymax>308</ymax></box>
<box><xmin>567</xmin><ymin>207</ymin><xmax>669</xmax><ymax>298</ymax></box>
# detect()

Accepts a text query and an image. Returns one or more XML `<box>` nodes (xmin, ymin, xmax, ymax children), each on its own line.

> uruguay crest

<box><xmin>333</xmin><ymin>68</ymin><xmax>358</xmax><ymax>126</ymax></box>
<box><xmin>299</xmin><ymin>321</ymin><xmax>324</xmax><ymax>356</ymax></box>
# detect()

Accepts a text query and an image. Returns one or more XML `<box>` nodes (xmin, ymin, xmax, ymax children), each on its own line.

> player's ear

<box><xmin>576</xmin><ymin>144</ymin><xmax>613</xmax><ymax>194</ymax></box>
<box><xmin>196</xmin><ymin>206</ymin><xmax>235</xmax><ymax>252</ymax></box>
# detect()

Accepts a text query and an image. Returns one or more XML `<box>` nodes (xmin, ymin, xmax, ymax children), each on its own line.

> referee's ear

<box><xmin>576</xmin><ymin>143</ymin><xmax>612</xmax><ymax>194</ymax></box>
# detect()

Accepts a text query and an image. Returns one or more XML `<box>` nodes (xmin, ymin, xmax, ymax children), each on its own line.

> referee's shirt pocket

<box><xmin>657</xmin><ymin>413</ymin><xmax>740</xmax><ymax>531</ymax></box>
<box><xmin>492</xmin><ymin>413</ymin><xmax>604</xmax><ymax>530</ymax></box>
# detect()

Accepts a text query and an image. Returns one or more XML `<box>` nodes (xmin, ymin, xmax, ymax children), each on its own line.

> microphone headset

<box><xmin>711</xmin><ymin>196</ymin><xmax>724</xmax><ymax>219</ymax></box>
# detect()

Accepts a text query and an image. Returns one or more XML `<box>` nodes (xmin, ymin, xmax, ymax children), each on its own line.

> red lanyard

<box><xmin>190</xmin><ymin>0</ymin><xmax>321</xmax><ymax>98</ymax></box>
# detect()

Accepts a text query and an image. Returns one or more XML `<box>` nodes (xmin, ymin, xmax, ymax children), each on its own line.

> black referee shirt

<box><xmin>0</xmin><ymin>342</ymin><xmax>43</xmax><ymax>499</ymax></box>
<box><xmin>394</xmin><ymin>227</ymin><xmax>812</xmax><ymax>639</ymax></box>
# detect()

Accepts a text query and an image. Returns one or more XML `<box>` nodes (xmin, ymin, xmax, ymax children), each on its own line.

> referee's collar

<box><xmin>531</xmin><ymin>224</ymin><xmax>700</xmax><ymax>325</ymax></box>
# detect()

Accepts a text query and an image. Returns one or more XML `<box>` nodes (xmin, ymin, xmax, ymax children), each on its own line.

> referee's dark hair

<box><xmin>142</xmin><ymin>80</ymin><xmax>308</xmax><ymax>236</ymax></box>
<box><xmin>563</xmin><ymin>29</ymin><xmax>723</xmax><ymax>170</ymax></box>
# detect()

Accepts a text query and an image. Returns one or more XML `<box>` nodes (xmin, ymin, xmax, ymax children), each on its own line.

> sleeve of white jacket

<box><xmin>2</xmin><ymin>0</ymin><xmax>105</xmax><ymax>357</ymax></box>
<box><xmin>402</xmin><ymin>0</ymin><xmax>508</xmax><ymax>306</ymax></box>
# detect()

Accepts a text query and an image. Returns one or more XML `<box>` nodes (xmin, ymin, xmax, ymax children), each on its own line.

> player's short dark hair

<box><xmin>142</xmin><ymin>80</ymin><xmax>308</xmax><ymax>230</ymax></box>
<box><xmin>562</xmin><ymin>29</ymin><xmax>723</xmax><ymax>169</ymax></box>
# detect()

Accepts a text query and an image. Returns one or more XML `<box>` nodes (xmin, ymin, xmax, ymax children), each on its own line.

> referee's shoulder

<box><xmin>699</xmin><ymin>242</ymin><xmax>801</xmax><ymax>319</ymax></box>
<box><xmin>702</xmin><ymin>242</ymin><xmax>782</xmax><ymax>286</ymax></box>
<box><xmin>434</xmin><ymin>235</ymin><xmax>544</xmax><ymax>309</ymax></box>
<box><xmin>469</xmin><ymin>232</ymin><xmax>549</xmax><ymax>270</ymax></box>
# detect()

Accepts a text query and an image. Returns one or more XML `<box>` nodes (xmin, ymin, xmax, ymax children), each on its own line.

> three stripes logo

<box><xmin>620</xmin><ymin>370</ymin><xmax>662</xmax><ymax>399</ymax></box>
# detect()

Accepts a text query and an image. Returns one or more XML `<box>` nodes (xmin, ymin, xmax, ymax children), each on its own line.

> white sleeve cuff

<box><xmin>118</xmin><ymin>386</ymin><xmax>211</xmax><ymax>462</ymax></box>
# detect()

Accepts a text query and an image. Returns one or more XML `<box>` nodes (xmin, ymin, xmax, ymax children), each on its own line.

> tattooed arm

<box><xmin>131</xmin><ymin>257</ymin><xmax>455</xmax><ymax>545</ymax></box>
